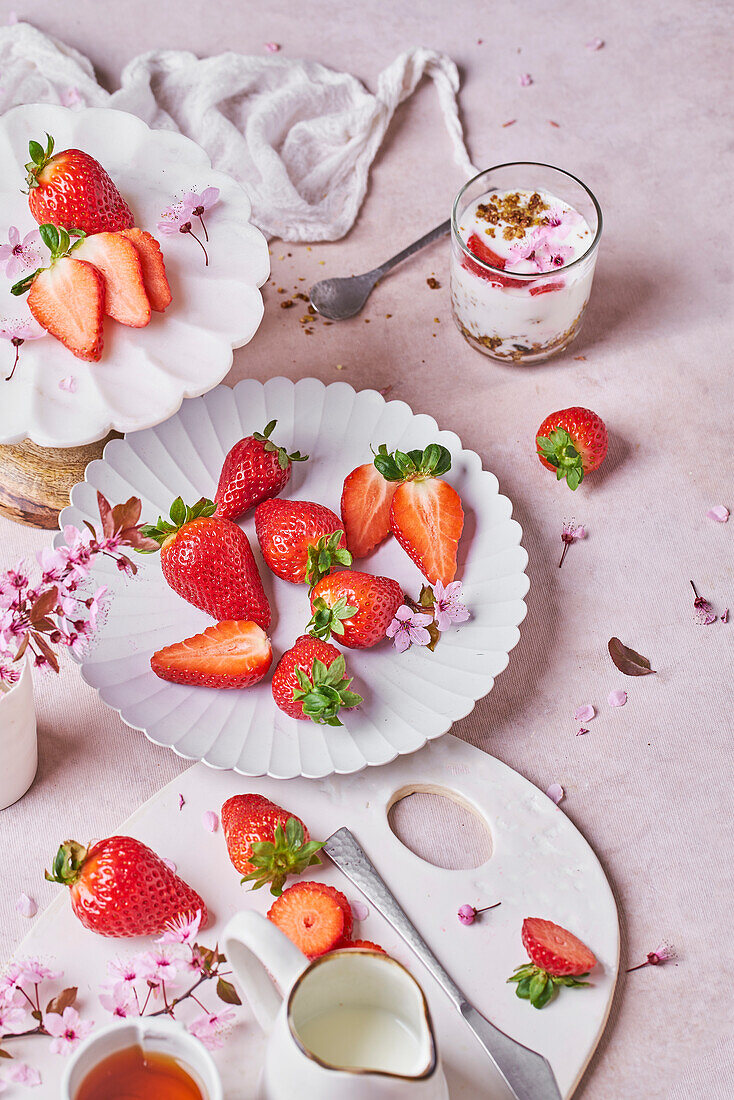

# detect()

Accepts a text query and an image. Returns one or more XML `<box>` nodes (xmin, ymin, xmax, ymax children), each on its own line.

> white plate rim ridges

<box><xmin>57</xmin><ymin>377</ymin><xmax>529</xmax><ymax>779</ymax></box>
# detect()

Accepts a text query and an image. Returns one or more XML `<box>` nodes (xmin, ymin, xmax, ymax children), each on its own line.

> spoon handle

<box><xmin>368</xmin><ymin>219</ymin><xmax>451</xmax><ymax>280</ymax></box>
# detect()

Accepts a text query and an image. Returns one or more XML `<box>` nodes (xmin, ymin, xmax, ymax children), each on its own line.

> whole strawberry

<box><xmin>536</xmin><ymin>407</ymin><xmax>608</xmax><ymax>490</ymax></box>
<box><xmin>221</xmin><ymin>794</ymin><xmax>324</xmax><ymax>896</ymax></box>
<box><xmin>139</xmin><ymin>497</ymin><xmax>270</xmax><ymax>628</ymax></box>
<box><xmin>255</xmin><ymin>499</ymin><xmax>351</xmax><ymax>587</ymax></box>
<box><xmin>271</xmin><ymin>635</ymin><xmax>362</xmax><ymax>724</ymax></box>
<box><xmin>507</xmin><ymin>917</ymin><xmax>597</xmax><ymax>1009</ymax></box>
<box><xmin>25</xmin><ymin>134</ymin><xmax>134</xmax><ymax>235</ymax></box>
<box><xmin>45</xmin><ymin>836</ymin><xmax>207</xmax><ymax>937</ymax></box>
<box><xmin>308</xmin><ymin>570</ymin><xmax>404</xmax><ymax>649</ymax></box>
<box><xmin>215</xmin><ymin>420</ymin><xmax>308</xmax><ymax>520</ymax></box>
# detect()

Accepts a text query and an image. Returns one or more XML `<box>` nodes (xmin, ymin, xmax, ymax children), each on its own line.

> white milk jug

<box><xmin>223</xmin><ymin>910</ymin><xmax>449</xmax><ymax>1100</ymax></box>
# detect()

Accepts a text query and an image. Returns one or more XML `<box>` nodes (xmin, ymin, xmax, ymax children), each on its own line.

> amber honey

<box><xmin>74</xmin><ymin>1044</ymin><xmax>205</xmax><ymax>1100</ymax></box>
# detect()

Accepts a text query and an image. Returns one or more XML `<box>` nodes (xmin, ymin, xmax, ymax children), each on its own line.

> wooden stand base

<box><xmin>0</xmin><ymin>433</ymin><xmax>121</xmax><ymax>529</ymax></box>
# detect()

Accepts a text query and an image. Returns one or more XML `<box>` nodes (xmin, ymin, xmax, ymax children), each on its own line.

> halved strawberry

<box><xmin>73</xmin><ymin>232</ymin><xmax>151</xmax><ymax>328</ymax></box>
<box><xmin>462</xmin><ymin>233</ymin><xmax>525</xmax><ymax>288</ymax></box>
<box><xmin>508</xmin><ymin>917</ymin><xmax>597</xmax><ymax>1009</ymax></box>
<box><xmin>374</xmin><ymin>444</ymin><xmax>464</xmax><ymax>586</ymax></box>
<box><xmin>27</xmin><ymin>254</ymin><xmax>105</xmax><ymax>362</ymax></box>
<box><xmin>341</xmin><ymin>940</ymin><xmax>387</xmax><ymax>954</ymax></box>
<box><xmin>268</xmin><ymin>880</ymin><xmax>346</xmax><ymax>958</ymax></box>
<box><xmin>340</xmin><ymin>463</ymin><xmax>397</xmax><ymax>558</ymax></box>
<box><xmin>120</xmin><ymin>228</ymin><xmax>172</xmax><ymax>312</ymax></box>
<box><xmin>151</xmin><ymin>620</ymin><xmax>272</xmax><ymax>689</ymax></box>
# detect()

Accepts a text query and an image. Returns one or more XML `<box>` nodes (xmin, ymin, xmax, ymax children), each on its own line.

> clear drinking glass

<box><xmin>450</xmin><ymin>163</ymin><xmax>602</xmax><ymax>363</ymax></box>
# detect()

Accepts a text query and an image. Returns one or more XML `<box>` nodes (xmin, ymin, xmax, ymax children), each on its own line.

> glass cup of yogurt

<box><xmin>450</xmin><ymin>163</ymin><xmax>602</xmax><ymax>363</ymax></box>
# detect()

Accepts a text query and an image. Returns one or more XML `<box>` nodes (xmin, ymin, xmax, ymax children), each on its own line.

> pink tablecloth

<box><xmin>1</xmin><ymin>2</ymin><xmax>732</xmax><ymax>1097</ymax></box>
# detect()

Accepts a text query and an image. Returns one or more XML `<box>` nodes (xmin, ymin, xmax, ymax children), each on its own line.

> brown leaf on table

<box><xmin>46</xmin><ymin>986</ymin><xmax>77</xmax><ymax>1015</ymax></box>
<box><xmin>608</xmin><ymin>637</ymin><xmax>656</xmax><ymax>676</ymax></box>
<box><xmin>0</xmin><ymin>1048</ymin><xmax>12</xmax><ymax>1058</ymax></box>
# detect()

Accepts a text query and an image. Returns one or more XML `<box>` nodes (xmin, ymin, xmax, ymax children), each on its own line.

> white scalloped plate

<box><xmin>0</xmin><ymin>104</ymin><xmax>269</xmax><ymax>447</ymax></box>
<box><xmin>57</xmin><ymin>378</ymin><xmax>529</xmax><ymax>779</ymax></box>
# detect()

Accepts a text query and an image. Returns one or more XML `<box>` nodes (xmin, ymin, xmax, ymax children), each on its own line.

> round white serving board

<box><xmin>56</xmin><ymin>377</ymin><xmax>529</xmax><ymax>780</ymax></box>
<box><xmin>0</xmin><ymin>104</ymin><xmax>269</xmax><ymax>447</ymax></box>
<box><xmin>8</xmin><ymin>735</ymin><xmax>618</xmax><ymax>1098</ymax></box>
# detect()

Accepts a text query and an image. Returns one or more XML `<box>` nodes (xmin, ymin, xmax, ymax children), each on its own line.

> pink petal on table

<box><xmin>576</xmin><ymin>728</ymin><xmax>589</xmax><ymax>736</ymax></box>
<box><xmin>264</xmin><ymin>42</ymin><xmax>280</xmax><ymax>52</ymax></box>
<box><xmin>574</xmin><ymin>703</ymin><xmax>595</xmax><ymax>722</ymax></box>
<box><xmin>178</xmin><ymin>793</ymin><xmax>185</xmax><ymax>810</ymax></box>
<box><xmin>161</xmin><ymin>857</ymin><xmax>177</xmax><ymax>873</ymax></box>
<box><xmin>350</xmin><ymin>900</ymin><xmax>369</xmax><ymax>922</ymax></box>
<box><xmin>546</xmin><ymin>783</ymin><xmax>564</xmax><ymax>804</ymax></box>
<box><xmin>586</xmin><ymin>38</ymin><xmax>604</xmax><ymax>50</ymax></box>
<box><xmin>707</xmin><ymin>505</ymin><xmax>729</xmax><ymax>522</ymax></box>
<box><xmin>202</xmin><ymin>810</ymin><xmax>219</xmax><ymax>833</ymax></box>
<box><xmin>58</xmin><ymin>375</ymin><xmax>76</xmax><ymax>393</ymax></box>
<box><xmin>608</xmin><ymin>689</ymin><xmax>627</xmax><ymax>707</ymax></box>
<box><xmin>15</xmin><ymin>893</ymin><xmax>37</xmax><ymax>918</ymax></box>
<box><xmin>723</xmin><ymin>608</ymin><xmax>730</xmax><ymax>623</ymax></box>
<box><xmin>520</xmin><ymin>73</ymin><xmax>533</xmax><ymax>86</ymax></box>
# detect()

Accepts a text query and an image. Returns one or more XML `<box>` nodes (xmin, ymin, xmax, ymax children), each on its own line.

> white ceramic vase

<box><xmin>0</xmin><ymin>659</ymin><xmax>37</xmax><ymax>810</ymax></box>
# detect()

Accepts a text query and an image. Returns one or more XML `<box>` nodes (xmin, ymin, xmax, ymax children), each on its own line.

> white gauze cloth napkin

<box><xmin>0</xmin><ymin>22</ymin><xmax>475</xmax><ymax>241</ymax></box>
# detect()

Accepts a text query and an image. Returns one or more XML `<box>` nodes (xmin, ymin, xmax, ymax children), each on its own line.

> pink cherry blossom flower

<box><xmin>181</xmin><ymin>187</ymin><xmax>219</xmax><ymax>244</ymax></box>
<box><xmin>457</xmin><ymin>900</ymin><xmax>500</xmax><ymax>925</ymax></box>
<box><xmin>0</xmin><ymin>963</ymin><xmax>22</xmax><ymax>997</ymax></box>
<box><xmin>188</xmin><ymin>1007</ymin><xmax>236</xmax><ymax>1050</ymax></box>
<box><xmin>520</xmin><ymin>73</ymin><xmax>533</xmax><ymax>86</ymax></box>
<box><xmin>0</xmin><ymin>227</ymin><xmax>43</xmax><ymax>279</ymax></box>
<box><xmin>99</xmin><ymin>984</ymin><xmax>136</xmax><ymax>1018</ymax></box>
<box><xmin>546</xmin><ymin>783</ymin><xmax>564</xmax><ymax>805</ymax></box>
<box><xmin>386</xmin><ymin>605</ymin><xmax>433</xmax><ymax>653</ymax></box>
<box><xmin>0</xmin><ymin>314</ymin><xmax>46</xmax><ymax>380</ymax></box>
<box><xmin>3</xmin><ymin>1062</ymin><xmax>41</xmax><ymax>1087</ymax></box>
<box><xmin>157</xmin><ymin>909</ymin><xmax>202</xmax><ymax>947</ymax></box>
<box><xmin>574</xmin><ymin>703</ymin><xmax>595</xmax><ymax>722</ymax></box>
<box><xmin>202</xmin><ymin>810</ymin><xmax>219</xmax><ymax>833</ymax></box>
<box><xmin>138</xmin><ymin>945</ymin><xmax>185</xmax><ymax>988</ymax></box>
<box><xmin>431</xmin><ymin>580</ymin><xmax>470</xmax><ymax>632</ymax></box>
<box><xmin>0</xmin><ymin>994</ymin><xmax>29</xmax><ymax>1033</ymax></box>
<box><xmin>0</xmin><ymin>663</ymin><xmax>20</xmax><ymax>687</ymax></box>
<box><xmin>107</xmin><ymin>955</ymin><xmax>145</xmax><ymax>987</ymax></box>
<box><xmin>59</xmin><ymin>375</ymin><xmax>76</xmax><ymax>393</ymax></box>
<box><xmin>608</xmin><ymin>689</ymin><xmax>627</xmax><ymax>707</ymax></box>
<box><xmin>559</xmin><ymin>519</ymin><xmax>586</xmax><ymax>568</ymax></box>
<box><xmin>15</xmin><ymin>893</ymin><xmax>36</xmax><ymax>918</ymax></box>
<box><xmin>626</xmin><ymin>941</ymin><xmax>677</xmax><ymax>972</ymax></box>
<box><xmin>36</xmin><ymin>546</ymin><xmax>69</xmax><ymax>585</ymax></box>
<box><xmin>84</xmin><ymin>585</ymin><xmax>109</xmax><ymax>628</ymax></box>
<box><xmin>16</xmin><ymin>959</ymin><xmax>61</xmax><ymax>985</ymax></box>
<box><xmin>707</xmin><ymin>505</ymin><xmax>729</xmax><ymax>523</ymax></box>
<box><xmin>157</xmin><ymin>197</ymin><xmax>195</xmax><ymax>235</ymax></box>
<box><xmin>690</xmin><ymin>581</ymin><xmax>716</xmax><ymax>625</ymax></box>
<box><xmin>45</xmin><ymin>1006</ymin><xmax>94</xmax><ymax>1054</ymax></box>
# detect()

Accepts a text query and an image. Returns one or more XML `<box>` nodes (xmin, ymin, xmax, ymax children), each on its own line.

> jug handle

<box><xmin>222</xmin><ymin>910</ymin><xmax>308</xmax><ymax>1033</ymax></box>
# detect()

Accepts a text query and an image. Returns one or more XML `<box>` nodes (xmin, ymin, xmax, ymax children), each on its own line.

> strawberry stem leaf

<box><xmin>307</xmin><ymin>596</ymin><xmax>357</xmax><ymax>641</ymax></box>
<box><xmin>507</xmin><ymin>962</ymin><xmax>592</xmax><ymax>1008</ymax></box>
<box><xmin>137</xmin><ymin>496</ymin><xmax>216</xmax><ymax>552</ymax></box>
<box><xmin>536</xmin><ymin>428</ymin><xmax>584</xmax><ymax>490</ymax></box>
<box><xmin>240</xmin><ymin>818</ymin><xmax>325</xmax><ymax>896</ymax></box>
<box><xmin>373</xmin><ymin>442</ymin><xmax>452</xmax><ymax>482</ymax></box>
<box><xmin>44</xmin><ymin>840</ymin><xmax>88</xmax><ymax>886</ymax></box>
<box><xmin>252</xmin><ymin>419</ymin><xmax>308</xmax><ymax>471</ymax></box>
<box><xmin>291</xmin><ymin>654</ymin><xmax>363</xmax><ymax>725</ymax></box>
<box><xmin>304</xmin><ymin>531</ymin><xmax>351</xmax><ymax>589</ymax></box>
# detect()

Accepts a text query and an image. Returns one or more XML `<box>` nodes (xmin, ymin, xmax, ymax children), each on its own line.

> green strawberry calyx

<box><xmin>45</xmin><ymin>840</ymin><xmax>89</xmax><ymax>887</ymax></box>
<box><xmin>507</xmin><ymin>962</ymin><xmax>591</xmax><ymax>1009</ymax></box>
<box><xmin>373</xmin><ymin>442</ymin><xmax>452</xmax><ymax>483</ymax></box>
<box><xmin>138</xmin><ymin>496</ymin><xmax>216</xmax><ymax>553</ymax></box>
<box><xmin>10</xmin><ymin>222</ymin><xmax>87</xmax><ymax>297</ymax></box>
<box><xmin>306</xmin><ymin>596</ymin><xmax>358</xmax><ymax>642</ymax></box>
<box><xmin>304</xmin><ymin>530</ymin><xmax>352</xmax><ymax>589</ymax></box>
<box><xmin>241</xmin><ymin>817</ymin><xmax>324</xmax><ymax>896</ymax></box>
<box><xmin>536</xmin><ymin>427</ymin><xmax>584</xmax><ymax>490</ymax></box>
<box><xmin>292</xmin><ymin>654</ymin><xmax>362</xmax><ymax>726</ymax></box>
<box><xmin>253</xmin><ymin>420</ymin><xmax>308</xmax><ymax>470</ymax></box>
<box><xmin>24</xmin><ymin>133</ymin><xmax>56</xmax><ymax>190</ymax></box>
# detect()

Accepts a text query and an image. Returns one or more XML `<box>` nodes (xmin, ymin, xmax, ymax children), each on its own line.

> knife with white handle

<box><xmin>324</xmin><ymin>827</ymin><xmax>563</xmax><ymax>1100</ymax></box>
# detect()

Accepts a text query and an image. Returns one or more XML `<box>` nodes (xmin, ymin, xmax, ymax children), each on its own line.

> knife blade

<box><xmin>324</xmin><ymin>826</ymin><xmax>562</xmax><ymax>1100</ymax></box>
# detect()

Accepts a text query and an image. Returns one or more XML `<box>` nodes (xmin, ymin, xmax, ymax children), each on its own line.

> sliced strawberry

<box><xmin>151</xmin><ymin>620</ymin><xmax>272</xmax><ymax>689</ymax></box>
<box><xmin>268</xmin><ymin>880</ymin><xmax>346</xmax><ymax>958</ymax></box>
<box><xmin>522</xmin><ymin>918</ymin><xmax>597</xmax><ymax>977</ymax></box>
<box><xmin>463</xmin><ymin>233</ymin><xmax>525</xmax><ymax>288</ymax></box>
<box><xmin>341</xmin><ymin>940</ymin><xmax>387</xmax><ymax>954</ymax></box>
<box><xmin>27</xmin><ymin>256</ymin><xmax>105</xmax><ymax>362</ymax></box>
<box><xmin>391</xmin><ymin>479</ymin><xmax>464</xmax><ymax>585</ymax></box>
<box><xmin>340</xmin><ymin>463</ymin><xmax>397</xmax><ymax>559</ymax></box>
<box><xmin>305</xmin><ymin>882</ymin><xmax>353</xmax><ymax>941</ymax></box>
<box><xmin>529</xmin><ymin>279</ymin><xmax>565</xmax><ymax>296</ymax></box>
<box><xmin>120</xmin><ymin>228</ymin><xmax>172</xmax><ymax>312</ymax></box>
<box><xmin>73</xmin><ymin>231</ymin><xmax>151</xmax><ymax>328</ymax></box>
